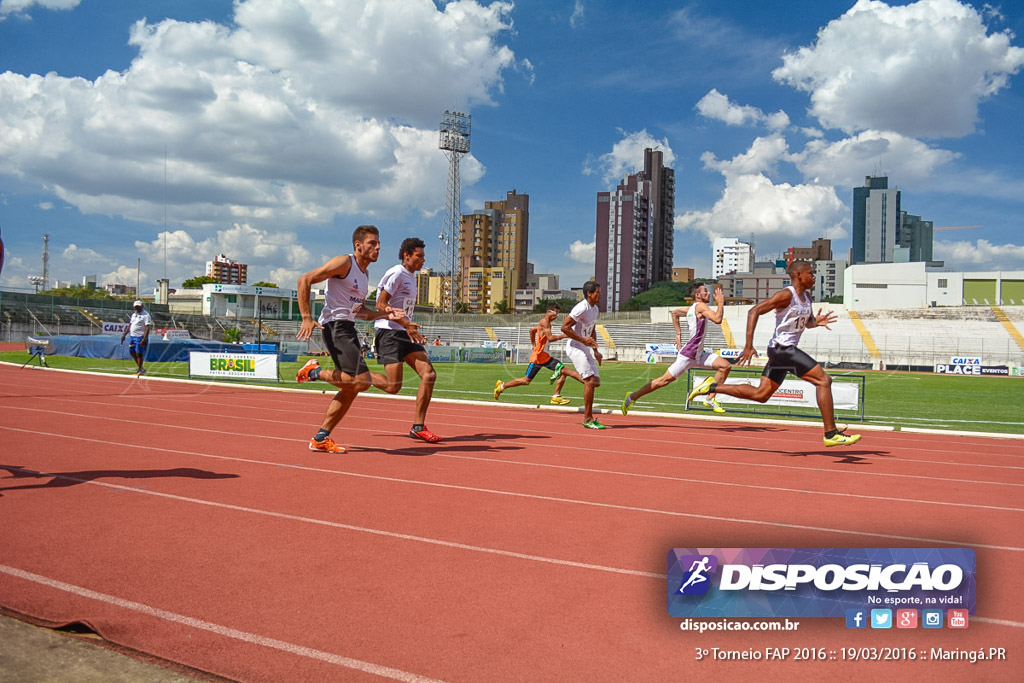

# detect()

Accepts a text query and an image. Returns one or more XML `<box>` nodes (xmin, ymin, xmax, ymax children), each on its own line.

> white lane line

<box><xmin>2</xmin><ymin>435</ymin><xmax>1023</xmax><ymax>554</ymax></box>
<box><xmin>0</xmin><ymin>464</ymin><xmax>661</xmax><ymax>579</ymax></box>
<box><xmin>4</xmin><ymin>404</ymin><xmax>1024</xmax><ymax>490</ymax></box>
<box><xmin>0</xmin><ymin>564</ymin><xmax>447</xmax><ymax>683</ymax></box>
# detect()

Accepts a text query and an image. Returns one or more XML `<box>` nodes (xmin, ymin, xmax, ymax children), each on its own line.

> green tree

<box><xmin>454</xmin><ymin>301</ymin><xmax>471</xmax><ymax>314</ymax></box>
<box><xmin>182</xmin><ymin>275</ymin><xmax>217</xmax><ymax>288</ymax></box>
<box><xmin>620</xmin><ymin>281</ymin><xmax>690</xmax><ymax>311</ymax></box>
<box><xmin>222</xmin><ymin>326</ymin><xmax>242</xmax><ymax>343</ymax></box>
<box><xmin>823</xmin><ymin>295</ymin><xmax>844</xmax><ymax>304</ymax></box>
<box><xmin>532</xmin><ymin>297</ymin><xmax>579</xmax><ymax>314</ymax></box>
<box><xmin>493</xmin><ymin>299</ymin><xmax>511</xmax><ymax>314</ymax></box>
<box><xmin>40</xmin><ymin>284</ymin><xmax>116</xmax><ymax>300</ymax></box>
<box><xmin>252</xmin><ymin>281</ymin><xmax>279</xmax><ymax>288</ymax></box>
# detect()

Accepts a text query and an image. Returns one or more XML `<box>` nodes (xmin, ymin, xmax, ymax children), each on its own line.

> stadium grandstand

<box><xmin>3</xmin><ymin>290</ymin><xmax>1022</xmax><ymax>371</ymax></box>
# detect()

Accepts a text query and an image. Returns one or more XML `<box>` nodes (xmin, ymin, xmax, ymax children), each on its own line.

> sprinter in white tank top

<box><xmin>368</xmin><ymin>237</ymin><xmax>444</xmax><ymax>443</ymax></box>
<box><xmin>685</xmin><ymin>261</ymin><xmax>862</xmax><ymax>448</ymax></box>
<box><xmin>295</xmin><ymin>225</ymin><xmax>416</xmax><ymax>454</ymax></box>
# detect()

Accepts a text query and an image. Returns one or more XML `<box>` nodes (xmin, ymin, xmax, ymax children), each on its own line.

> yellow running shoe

<box><xmin>685</xmin><ymin>376</ymin><xmax>714</xmax><ymax>410</ymax></box>
<box><xmin>824</xmin><ymin>431</ymin><xmax>862</xmax><ymax>447</ymax></box>
<box><xmin>707</xmin><ymin>397</ymin><xmax>726</xmax><ymax>414</ymax></box>
<box><xmin>550</xmin><ymin>395</ymin><xmax>571</xmax><ymax>405</ymax></box>
<box><xmin>493</xmin><ymin>379</ymin><xmax>503</xmax><ymax>400</ymax></box>
<box><xmin>621</xmin><ymin>392</ymin><xmax>633</xmax><ymax>415</ymax></box>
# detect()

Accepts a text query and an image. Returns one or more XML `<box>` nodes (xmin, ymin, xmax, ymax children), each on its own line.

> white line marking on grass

<box><xmin>0</xmin><ymin>564</ymin><xmax>447</xmax><ymax>683</ymax></box>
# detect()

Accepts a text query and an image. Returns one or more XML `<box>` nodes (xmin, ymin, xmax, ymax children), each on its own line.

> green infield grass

<box><xmin>2</xmin><ymin>351</ymin><xmax>1022</xmax><ymax>435</ymax></box>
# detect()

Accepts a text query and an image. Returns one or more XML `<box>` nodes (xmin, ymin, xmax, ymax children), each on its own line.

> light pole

<box><xmin>438</xmin><ymin>110</ymin><xmax>471</xmax><ymax>314</ymax></box>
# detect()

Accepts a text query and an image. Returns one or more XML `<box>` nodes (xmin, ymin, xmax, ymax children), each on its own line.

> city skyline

<box><xmin>2</xmin><ymin>0</ymin><xmax>1023</xmax><ymax>298</ymax></box>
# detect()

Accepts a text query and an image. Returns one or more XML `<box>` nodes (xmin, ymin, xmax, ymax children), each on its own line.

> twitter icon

<box><xmin>870</xmin><ymin>609</ymin><xmax>893</xmax><ymax>629</ymax></box>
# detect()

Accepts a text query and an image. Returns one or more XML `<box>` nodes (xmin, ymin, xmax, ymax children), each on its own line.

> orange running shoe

<box><xmin>409</xmin><ymin>427</ymin><xmax>442</xmax><ymax>443</ymax></box>
<box><xmin>297</xmin><ymin>358</ymin><xmax>319</xmax><ymax>383</ymax></box>
<box><xmin>309</xmin><ymin>436</ymin><xmax>346</xmax><ymax>453</ymax></box>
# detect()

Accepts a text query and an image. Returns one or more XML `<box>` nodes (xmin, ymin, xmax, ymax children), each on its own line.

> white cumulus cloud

<box><xmin>934</xmin><ymin>238</ymin><xmax>1024</xmax><ymax>270</ymax></box>
<box><xmin>791</xmin><ymin>130</ymin><xmax>959</xmax><ymax>188</ymax></box>
<box><xmin>583</xmin><ymin>129</ymin><xmax>676</xmax><ymax>185</ymax></box>
<box><xmin>695</xmin><ymin>89</ymin><xmax>790</xmax><ymax>130</ymax></box>
<box><xmin>0</xmin><ymin>0</ymin><xmax>79</xmax><ymax>18</ymax></box>
<box><xmin>772</xmin><ymin>0</ymin><xmax>1024</xmax><ymax>137</ymax></box>
<box><xmin>0</xmin><ymin>0</ymin><xmax>517</xmax><ymax>229</ymax></box>
<box><xmin>567</xmin><ymin>239</ymin><xmax>595</xmax><ymax>264</ymax></box>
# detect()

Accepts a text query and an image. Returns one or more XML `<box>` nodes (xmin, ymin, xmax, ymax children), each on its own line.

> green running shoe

<box><xmin>549</xmin><ymin>362</ymin><xmax>565</xmax><ymax>384</ymax></box>
<box><xmin>582</xmin><ymin>419</ymin><xmax>607</xmax><ymax>430</ymax></box>
<box><xmin>621</xmin><ymin>392</ymin><xmax>633</xmax><ymax>415</ymax></box>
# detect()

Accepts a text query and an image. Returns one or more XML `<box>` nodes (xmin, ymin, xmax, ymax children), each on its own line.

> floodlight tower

<box><xmin>41</xmin><ymin>233</ymin><xmax>50</xmax><ymax>289</ymax></box>
<box><xmin>438</xmin><ymin>110</ymin><xmax>471</xmax><ymax>314</ymax></box>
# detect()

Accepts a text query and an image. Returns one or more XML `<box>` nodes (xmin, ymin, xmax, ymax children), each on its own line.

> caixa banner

<box><xmin>667</xmin><ymin>548</ymin><xmax>975</xmax><ymax>618</ymax></box>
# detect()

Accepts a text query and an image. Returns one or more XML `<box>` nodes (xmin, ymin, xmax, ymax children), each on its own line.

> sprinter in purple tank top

<box><xmin>686</xmin><ymin>260</ymin><xmax>861</xmax><ymax>448</ymax></box>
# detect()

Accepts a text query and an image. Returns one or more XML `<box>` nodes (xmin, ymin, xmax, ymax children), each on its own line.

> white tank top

<box><xmin>680</xmin><ymin>305</ymin><xmax>706</xmax><ymax>359</ymax></box>
<box><xmin>566</xmin><ymin>299</ymin><xmax>599</xmax><ymax>352</ymax></box>
<box><xmin>318</xmin><ymin>254</ymin><xmax>368</xmax><ymax>325</ymax></box>
<box><xmin>769</xmin><ymin>286</ymin><xmax>812</xmax><ymax>349</ymax></box>
<box><xmin>374</xmin><ymin>263</ymin><xmax>417</xmax><ymax>331</ymax></box>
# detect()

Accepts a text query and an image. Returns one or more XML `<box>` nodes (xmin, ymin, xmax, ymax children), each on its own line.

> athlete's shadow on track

<box><xmin>782</xmin><ymin>449</ymin><xmax>891</xmax><ymax>465</ymax></box>
<box><xmin>0</xmin><ymin>464</ymin><xmax>239</xmax><ymax>496</ymax></box>
<box><xmin>366</xmin><ymin>432</ymin><xmax>545</xmax><ymax>457</ymax></box>
<box><xmin>726</xmin><ymin>447</ymin><xmax>890</xmax><ymax>465</ymax></box>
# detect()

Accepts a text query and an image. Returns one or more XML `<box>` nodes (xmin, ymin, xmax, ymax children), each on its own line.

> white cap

<box><xmin>133</xmin><ymin>300</ymin><xmax>143</xmax><ymax>307</ymax></box>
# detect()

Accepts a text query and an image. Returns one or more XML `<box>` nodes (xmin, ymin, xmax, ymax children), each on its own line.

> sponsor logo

<box><xmin>950</xmin><ymin>356</ymin><xmax>982</xmax><ymax>365</ymax></box>
<box><xmin>667</xmin><ymin>548</ymin><xmax>975</xmax><ymax>619</ymax></box>
<box><xmin>209</xmin><ymin>357</ymin><xmax>256</xmax><ymax>373</ymax></box>
<box><xmin>676</xmin><ymin>555</ymin><xmax>718</xmax><ymax>596</ymax></box>
<box><xmin>771</xmin><ymin>389</ymin><xmax>805</xmax><ymax>400</ymax></box>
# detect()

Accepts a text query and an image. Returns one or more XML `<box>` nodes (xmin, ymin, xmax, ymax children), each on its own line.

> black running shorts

<box><xmin>322</xmin><ymin>320</ymin><xmax>368</xmax><ymax>376</ymax></box>
<box><xmin>374</xmin><ymin>328</ymin><xmax>426</xmax><ymax>365</ymax></box>
<box><xmin>762</xmin><ymin>344</ymin><xmax>820</xmax><ymax>384</ymax></box>
<box><xmin>524</xmin><ymin>357</ymin><xmax>560</xmax><ymax>379</ymax></box>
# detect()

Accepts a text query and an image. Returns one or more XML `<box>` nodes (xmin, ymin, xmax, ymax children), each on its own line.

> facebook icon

<box><xmin>845</xmin><ymin>609</ymin><xmax>867</xmax><ymax>629</ymax></box>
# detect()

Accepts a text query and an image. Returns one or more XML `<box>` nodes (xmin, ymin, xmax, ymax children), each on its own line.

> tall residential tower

<box><xmin>594</xmin><ymin>148</ymin><xmax>675</xmax><ymax>312</ymax></box>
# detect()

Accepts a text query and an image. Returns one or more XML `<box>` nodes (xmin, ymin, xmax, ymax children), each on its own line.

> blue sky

<box><xmin>2</xmin><ymin>0</ymin><xmax>1023</xmax><ymax>295</ymax></box>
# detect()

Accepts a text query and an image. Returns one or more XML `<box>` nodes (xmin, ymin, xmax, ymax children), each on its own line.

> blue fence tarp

<box><xmin>41</xmin><ymin>335</ymin><xmax>241</xmax><ymax>363</ymax></box>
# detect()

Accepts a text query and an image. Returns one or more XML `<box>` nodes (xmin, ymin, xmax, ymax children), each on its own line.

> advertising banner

<box><xmin>189</xmin><ymin>351</ymin><xmax>278</xmax><ymax>380</ymax></box>
<box><xmin>704</xmin><ymin>377</ymin><xmax>859</xmax><ymax>411</ymax></box>
<box><xmin>668</xmin><ymin>547</ymin><xmax>976</xmax><ymax>619</ymax></box>
<box><xmin>934</xmin><ymin>364</ymin><xmax>1009</xmax><ymax>376</ymax></box>
<box><xmin>427</xmin><ymin>345</ymin><xmax>459</xmax><ymax>363</ymax></box>
<box><xmin>462</xmin><ymin>347</ymin><xmax>505</xmax><ymax>363</ymax></box>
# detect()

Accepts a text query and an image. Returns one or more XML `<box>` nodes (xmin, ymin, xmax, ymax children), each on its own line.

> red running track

<box><xmin>1</xmin><ymin>363</ymin><xmax>1022</xmax><ymax>681</ymax></box>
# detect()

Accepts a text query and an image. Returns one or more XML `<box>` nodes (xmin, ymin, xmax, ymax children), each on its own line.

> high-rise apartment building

<box><xmin>644</xmin><ymin>148</ymin><xmax>675</xmax><ymax>284</ymax></box>
<box><xmin>897</xmin><ymin>212</ymin><xmax>934</xmax><ymax>263</ymax></box>
<box><xmin>594</xmin><ymin>148</ymin><xmax>675</xmax><ymax>312</ymax></box>
<box><xmin>712</xmin><ymin>238</ymin><xmax>754</xmax><ymax>278</ymax></box>
<box><xmin>459</xmin><ymin>190</ymin><xmax>529</xmax><ymax>306</ymax></box>
<box><xmin>206</xmin><ymin>253</ymin><xmax>247</xmax><ymax>284</ymax></box>
<box><xmin>852</xmin><ymin>176</ymin><xmax>901</xmax><ymax>265</ymax></box>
